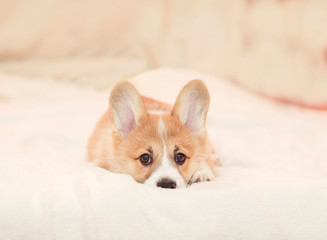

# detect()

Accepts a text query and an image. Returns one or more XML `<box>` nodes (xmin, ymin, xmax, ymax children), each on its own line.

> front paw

<box><xmin>188</xmin><ymin>169</ymin><xmax>215</xmax><ymax>185</ymax></box>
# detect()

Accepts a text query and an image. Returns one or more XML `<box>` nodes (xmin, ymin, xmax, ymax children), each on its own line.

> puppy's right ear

<box><xmin>109</xmin><ymin>81</ymin><xmax>146</xmax><ymax>138</ymax></box>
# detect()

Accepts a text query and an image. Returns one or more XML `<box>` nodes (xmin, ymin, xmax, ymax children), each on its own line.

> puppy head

<box><xmin>109</xmin><ymin>80</ymin><xmax>210</xmax><ymax>188</ymax></box>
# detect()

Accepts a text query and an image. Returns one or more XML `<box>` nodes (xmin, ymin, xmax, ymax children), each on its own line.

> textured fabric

<box><xmin>1</xmin><ymin>69</ymin><xmax>327</xmax><ymax>239</ymax></box>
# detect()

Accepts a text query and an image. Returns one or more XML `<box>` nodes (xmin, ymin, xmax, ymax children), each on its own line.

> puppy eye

<box><xmin>139</xmin><ymin>153</ymin><xmax>152</xmax><ymax>166</ymax></box>
<box><xmin>175</xmin><ymin>153</ymin><xmax>186</xmax><ymax>165</ymax></box>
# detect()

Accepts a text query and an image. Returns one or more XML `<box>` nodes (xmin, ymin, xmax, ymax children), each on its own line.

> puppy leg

<box><xmin>188</xmin><ymin>161</ymin><xmax>215</xmax><ymax>185</ymax></box>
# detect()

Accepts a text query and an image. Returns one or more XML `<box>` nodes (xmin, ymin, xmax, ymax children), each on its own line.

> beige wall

<box><xmin>0</xmin><ymin>0</ymin><xmax>326</xmax><ymax>105</ymax></box>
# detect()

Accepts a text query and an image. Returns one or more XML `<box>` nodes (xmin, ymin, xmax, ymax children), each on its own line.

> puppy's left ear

<box><xmin>172</xmin><ymin>80</ymin><xmax>210</xmax><ymax>137</ymax></box>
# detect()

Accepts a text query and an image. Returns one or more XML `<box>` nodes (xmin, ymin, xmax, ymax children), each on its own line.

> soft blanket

<box><xmin>0</xmin><ymin>69</ymin><xmax>327</xmax><ymax>240</ymax></box>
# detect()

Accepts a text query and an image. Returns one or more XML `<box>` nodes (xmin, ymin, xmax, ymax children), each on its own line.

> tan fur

<box><xmin>87</xmin><ymin>80</ymin><xmax>217</xmax><ymax>186</ymax></box>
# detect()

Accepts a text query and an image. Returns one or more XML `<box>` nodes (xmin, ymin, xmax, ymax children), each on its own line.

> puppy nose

<box><xmin>157</xmin><ymin>178</ymin><xmax>176</xmax><ymax>189</ymax></box>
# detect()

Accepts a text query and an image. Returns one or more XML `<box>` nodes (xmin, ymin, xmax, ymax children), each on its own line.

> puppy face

<box><xmin>109</xmin><ymin>80</ymin><xmax>210</xmax><ymax>188</ymax></box>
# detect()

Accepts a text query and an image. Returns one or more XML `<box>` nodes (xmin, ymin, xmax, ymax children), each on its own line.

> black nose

<box><xmin>157</xmin><ymin>178</ymin><xmax>176</xmax><ymax>189</ymax></box>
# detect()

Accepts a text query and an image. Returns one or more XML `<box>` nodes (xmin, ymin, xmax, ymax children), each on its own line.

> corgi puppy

<box><xmin>87</xmin><ymin>80</ymin><xmax>216</xmax><ymax>188</ymax></box>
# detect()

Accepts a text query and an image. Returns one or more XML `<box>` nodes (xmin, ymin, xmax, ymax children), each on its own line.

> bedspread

<box><xmin>0</xmin><ymin>69</ymin><xmax>327</xmax><ymax>240</ymax></box>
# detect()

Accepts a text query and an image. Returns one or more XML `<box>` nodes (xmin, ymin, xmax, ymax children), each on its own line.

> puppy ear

<box><xmin>109</xmin><ymin>81</ymin><xmax>146</xmax><ymax>137</ymax></box>
<box><xmin>172</xmin><ymin>80</ymin><xmax>210</xmax><ymax>137</ymax></box>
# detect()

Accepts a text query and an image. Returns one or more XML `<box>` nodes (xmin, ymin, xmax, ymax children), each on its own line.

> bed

<box><xmin>1</xmin><ymin>68</ymin><xmax>327</xmax><ymax>240</ymax></box>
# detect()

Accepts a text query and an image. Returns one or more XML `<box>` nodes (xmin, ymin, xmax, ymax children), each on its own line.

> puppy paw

<box><xmin>188</xmin><ymin>169</ymin><xmax>215</xmax><ymax>185</ymax></box>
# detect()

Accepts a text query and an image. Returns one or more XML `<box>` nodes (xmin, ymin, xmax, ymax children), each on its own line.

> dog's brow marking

<box><xmin>158</xmin><ymin>116</ymin><xmax>167</xmax><ymax>142</ymax></box>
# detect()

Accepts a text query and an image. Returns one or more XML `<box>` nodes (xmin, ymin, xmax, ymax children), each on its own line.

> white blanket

<box><xmin>1</xmin><ymin>69</ymin><xmax>327</xmax><ymax>240</ymax></box>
